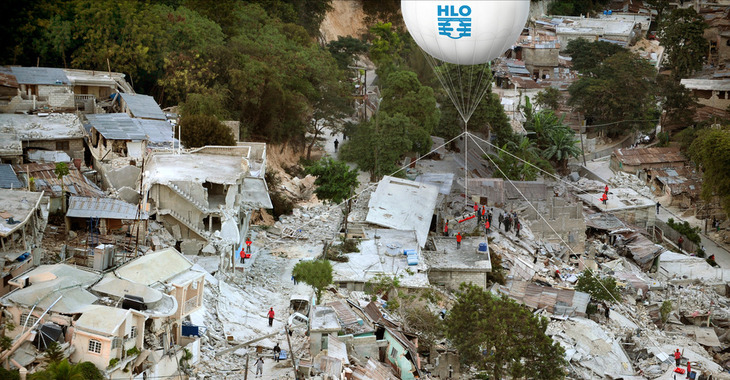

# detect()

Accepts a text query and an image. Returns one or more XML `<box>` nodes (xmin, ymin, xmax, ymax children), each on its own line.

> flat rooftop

<box><xmin>75</xmin><ymin>305</ymin><xmax>131</xmax><ymax>336</ymax></box>
<box><xmin>115</xmin><ymin>248</ymin><xmax>192</xmax><ymax>286</ymax></box>
<box><xmin>365</xmin><ymin>176</ymin><xmax>439</xmax><ymax>248</ymax></box>
<box><xmin>0</xmin><ymin>114</ymin><xmax>85</xmax><ymax>141</ymax></box>
<box><xmin>426</xmin><ymin>237</ymin><xmax>492</xmax><ymax>271</ymax></box>
<box><xmin>145</xmin><ymin>152</ymin><xmax>249</xmax><ymax>186</ymax></box>
<box><xmin>0</xmin><ymin>189</ymin><xmax>42</xmax><ymax>237</ymax></box>
<box><xmin>331</xmin><ymin>228</ymin><xmax>429</xmax><ymax>288</ymax></box>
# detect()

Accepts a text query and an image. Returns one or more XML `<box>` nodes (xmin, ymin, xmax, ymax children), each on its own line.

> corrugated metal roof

<box><xmin>119</xmin><ymin>93</ymin><xmax>165</xmax><ymax>120</ymax></box>
<box><xmin>10</xmin><ymin>67</ymin><xmax>69</xmax><ymax>85</ymax></box>
<box><xmin>0</xmin><ymin>72</ymin><xmax>19</xmax><ymax>88</ymax></box>
<box><xmin>85</xmin><ymin>113</ymin><xmax>146</xmax><ymax>141</ymax></box>
<box><xmin>0</xmin><ymin>164</ymin><xmax>23</xmax><ymax>189</ymax></box>
<box><xmin>134</xmin><ymin>119</ymin><xmax>176</xmax><ymax>146</ymax></box>
<box><xmin>66</xmin><ymin>196</ymin><xmax>148</xmax><ymax>220</ymax></box>
<box><xmin>13</xmin><ymin>163</ymin><xmax>104</xmax><ymax>198</ymax></box>
<box><xmin>613</xmin><ymin>147</ymin><xmax>685</xmax><ymax>166</ymax></box>
<box><xmin>492</xmin><ymin>280</ymin><xmax>589</xmax><ymax>316</ymax></box>
<box><xmin>619</xmin><ymin>230</ymin><xmax>664</xmax><ymax>270</ymax></box>
<box><xmin>680</xmin><ymin>78</ymin><xmax>730</xmax><ymax>91</ymax></box>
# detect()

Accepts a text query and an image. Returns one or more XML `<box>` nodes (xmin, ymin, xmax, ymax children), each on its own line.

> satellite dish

<box><xmin>401</xmin><ymin>0</ymin><xmax>530</xmax><ymax>65</ymax></box>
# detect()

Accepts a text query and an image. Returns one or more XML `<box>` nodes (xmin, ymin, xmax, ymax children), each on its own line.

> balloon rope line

<box><xmin>468</xmin><ymin>132</ymin><xmax>602</xmax><ymax>204</ymax></box>
<box><xmin>468</xmin><ymin>132</ymin><xmax>666</xmax><ymax>355</ymax></box>
<box><xmin>464</xmin><ymin>120</ymin><xmax>468</xmax><ymax>205</ymax></box>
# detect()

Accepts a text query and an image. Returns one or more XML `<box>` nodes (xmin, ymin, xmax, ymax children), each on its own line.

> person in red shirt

<box><xmin>240</xmin><ymin>249</ymin><xmax>246</xmax><ymax>264</ymax></box>
<box><xmin>456</xmin><ymin>232</ymin><xmax>462</xmax><ymax>249</ymax></box>
<box><xmin>267</xmin><ymin>307</ymin><xmax>275</xmax><ymax>327</ymax></box>
<box><xmin>687</xmin><ymin>361</ymin><xmax>691</xmax><ymax>378</ymax></box>
<box><xmin>246</xmin><ymin>237</ymin><xmax>252</xmax><ymax>253</ymax></box>
<box><xmin>600</xmin><ymin>193</ymin><xmax>608</xmax><ymax>205</ymax></box>
<box><xmin>604</xmin><ymin>184</ymin><xmax>609</xmax><ymax>194</ymax></box>
<box><xmin>484</xmin><ymin>221</ymin><xmax>490</xmax><ymax>235</ymax></box>
<box><xmin>674</xmin><ymin>348</ymin><xmax>681</xmax><ymax>367</ymax></box>
<box><xmin>444</xmin><ymin>222</ymin><xmax>449</xmax><ymax>237</ymax></box>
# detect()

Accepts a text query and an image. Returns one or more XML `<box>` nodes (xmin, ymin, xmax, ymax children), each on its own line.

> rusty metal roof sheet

<box><xmin>612</xmin><ymin>147</ymin><xmax>685</xmax><ymax>166</ymax></box>
<box><xmin>13</xmin><ymin>163</ymin><xmax>104</xmax><ymax>198</ymax></box>
<box><xmin>492</xmin><ymin>280</ymin><xmax>589</xmax><ymax>316</ymax></box>
<box><xmin>618</xmin><ymin>230</ymin><xmax>665</xmax><ymax>270</ymax></box>
<box><xmin>0</xmin><ymin>72</ymin><xmax>18</xmax><ymax>88</ymax></box>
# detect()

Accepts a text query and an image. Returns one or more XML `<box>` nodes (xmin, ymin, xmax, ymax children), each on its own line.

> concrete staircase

<box><xmin>159</xmin><ymin>209</ymin><xmax>208</xmax><ymax>240</ymax></box>
<box><xmin>167</xmin><ymin>183</ymin><xmax>208</xmax><ymax>212</ymax></box>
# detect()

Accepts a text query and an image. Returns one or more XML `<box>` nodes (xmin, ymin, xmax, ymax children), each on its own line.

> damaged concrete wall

<box><xmin>526</xmin><ymin>197</ymin><xmax>586</xmax><ymax>252</ymax></box>
<box><xmin>611</xmin><ymin>204</ymin><xmax>656</xmax><ymax>230</ymax></box>
<box><xmin>427</xmin><ymin>269</ymin><xmax>487</xmax><ymax>291</ymax></box>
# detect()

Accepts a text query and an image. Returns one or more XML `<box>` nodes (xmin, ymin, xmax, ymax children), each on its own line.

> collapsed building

<box><xmin>143</xmin><ymin>144</ymin><xmax>271</xmax><ymax>260</ymax></box>
<box><xmin>0</xmin><ymin>248</ymin><xmax>205</xmax><ymax>379</ymax></box>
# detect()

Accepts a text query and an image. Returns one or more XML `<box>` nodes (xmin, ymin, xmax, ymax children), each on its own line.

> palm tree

<box><xmin>34</xmin><ymin>359</ymin><xmax>84</xmax><ymax>380</ymax></box>
<box><xmin>543</xmin><ymin>128</ymin><xmax>582</xmax><ymax>174</ymax></box>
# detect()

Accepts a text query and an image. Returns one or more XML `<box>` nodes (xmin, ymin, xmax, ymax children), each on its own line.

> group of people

<box><xmin>600</xmin><ymin>184</ymin><xmax>609</xmax><ymax>205</ymax></box>
<box><xmin>498</xmin><ymin>210</ymin><xmax>522</xmax><ymax>238</ymax></box>
<box><xmin>252</xmin><ymin>342</ymin><xmax>283</xmax><ymax>377</ymax></box>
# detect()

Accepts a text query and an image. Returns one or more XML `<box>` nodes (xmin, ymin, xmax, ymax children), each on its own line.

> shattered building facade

<box><xmin>144</xmin><ymin>144</ymin><xmax>271</xmax><ymax>258</ymax></box>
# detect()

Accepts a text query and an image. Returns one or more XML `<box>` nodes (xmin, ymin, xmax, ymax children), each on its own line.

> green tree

<box><xmin>306</xmin><ymin>158</ymin><xmax>359</xmax><ymax>204</ymax></box>
<box><xmin>379</xmin><ymin>70</ymin><xmax>439</xmax><ymax>154</ymax></box>
<box><xmin>489</xmin><ymin>136</ymin><xmax>552</xmax><ymax>181</ymax></box>
<box><xmin>291</xmin><ymin>260</ymin><xmax>333</xmax><ymax>304</ymax></box>
<box><xmin>339</xmin><ymin>112</ymin><xmax>413</xmax><ymax>181</ymax></box>
<box><xmin>327</xmin><ymin>36</ymin><xmax>369</xmax><ymax>70</ymax></box>
<box><xmin>178</xmin><ymin>114</ymin><xmax>235</xmax><ymax>148</ymax></box>
<box><xmin>368</xmin><ymin>22</ymin><xmax>405</xmax><ymax>78</ymax></box>
<box><xmin>534</xmin><ymin>87</ymin><xmax>562</xmax><ymax>111</ymax></box>
<box><xmin>54</xmin><ymin>162</ymin><xmax>70</xmax><ymax>213</ymax></box>
<box><xmin>75</xmin><ymin>362</ymin><xmax>103</xmax><ymax>380</ymax></box>
<box><xmin>445</xmin><ymin>284</ymin><xmax>566</xmax><ymax>380</ymax></box>
<box><xmin>568</xmin><ymin>50</ymin><xmax>657</xmax><ymax>136</ymax></box>
<box><xmin>688</xmin><ymin>127</ymin><xmax>730</xmax><ymax>216</ymax></box>
<box><xmin>45</xmin><ymin>341</ymin><xmax>64</xmax><ymax>363</ymax></box>
<box><xmin>574</xmin><ymin>270</ymin><xmax>622</xmax><ymax>303</ymax></box>
<box><xmin>542</xmin><ymin>127</ymin><xmax>582</xmax><ymax>174</ymax></box>
<box><xmin>660</xmin><ymin>300</ymin><xmax>672</xmax><ymax>323</ymax></box>
<box><xmin>30</xmin><ymin>359</ymin><xmax>84</xmax><ymax>380</ymax></box>
<box><xmin>306</xmin><ymin>78</ymin><xmax>351</xmax><ymax>160</ymax></box>
<box><xmin>547</xmin><ymin>0</ymin><xmax>610</xmax><ymax>16</ymax></box>
<box><xmin>657</xmin><ymin>74</ymin><xmax>698</xmax><ymax>130</ymax></box>
<box><xmin>564</xmin><ymin>39</ymin><xmax>627</xmax><ymax>75</ymax></box>
<box><xmin>658</xmin><ymin>8</ymin><xmax>707</xmax><ymax>79</ymax></box>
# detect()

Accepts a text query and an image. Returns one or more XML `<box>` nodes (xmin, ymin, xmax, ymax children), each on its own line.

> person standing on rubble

<box><xmin>240</xmin><ymin>249</ymin><xmax>246</xmax><ymax>264</ymax></box>
<box><xmin>498</xmin><ymin>213</ymin><xmax>504</xmax><ymax>230</ymax></box>
<box><xmin>246</xmin><ymin>237</ymin><xmax>252</xmax><ymax>254</ymax></box>
<box><xmin>267</xmin><ymin>307</ymin><xmax>275</xmax><ymax>327</ymax></box>
<box><xmin>333</xmin><ymin>138</ymin><xmax>339</xmax><ymax>152</ymax></box>
<box><xmin>477</xmin><ymin>205</ymin><xmax>482</xmax><ymax>223</ymax></box>
<box><xmin>515</xmin><ymin>220</ymin><xmax>521</xmax><ymax>238</ymax></box>
<box><xmin>487</xmin><ymin>208</ymin><xmax>493</xmax><ymax>226</ymax></box>
<box><xmin>456</xmin><ymin>232</ymin><xmax>462</xmax><ymax>249</ymax></box>
<box><xmin>485</xmin><ymin>220</ymin><xmax>490</xmax><ymax>235</ymax></box>
<box><xmin>678</xmin><ymin>236</ymin><xmax>684</xmax><ymax>251</ymax></box>
<box><xmin>444</xmin><ymin>221</ymin><xmax>449</xmax><ymax>237</ymax></box>
<box><xmin>674</xmin><ymin>348</ymin><xmax>681</xmax><ymax>366</ymax></box>
<box><xmin>254</xmin><ymin>356</ymin><xmax>264</xmax><ymax>377</ymax></box>
<box><xmin>273</xmin><ymin>343</ymin><xmax>281</xmax><ymax>362</ymax></box>
<box><xmin>656</xmin><ymin>201</ymin><xmax>661</xmax><ymax>215</ymax></box>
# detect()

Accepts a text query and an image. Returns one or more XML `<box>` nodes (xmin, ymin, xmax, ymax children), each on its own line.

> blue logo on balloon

<box><xmin>437</xmin><ymin>5</ymin><xmax>472</xmax><ymax>39</ymax></box>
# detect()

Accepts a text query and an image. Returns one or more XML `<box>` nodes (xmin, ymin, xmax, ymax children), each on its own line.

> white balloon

<box><xmin>401</xmin><ymin>0</ymin><xmax>530</xmax><ymax>65</ymax></box>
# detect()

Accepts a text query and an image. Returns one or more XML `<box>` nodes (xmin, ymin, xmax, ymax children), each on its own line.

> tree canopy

<box><xmin>306</xmin><ymin>158</ymin><xmax>360</xmax><ymax>204</ymax></box>
<box><xmin>574</xmin><ymin>270</ymin><xmax>622</xmax><ymax>303</ymax></box>
<box><xmin>178</xmin><ymin>114</ymin><xmax>236</xmax><ymax>148</ymax></box>
<box><xmin>292</xmin><ymin>259</ymin><xmax>333</xmax><ymax>304</ymax></box>
<box><xmin>445</xmin><ymin>284</ymin><xmax>566</xmax><ymax>380</ymax></box>
<box><xmin>658</xmin><ymin>8</ymin><xmax>707</xmax><ymax>79</ymax></box>
<box><xmin>568</xmin><ymin>47</ymin><xmax>657</xmax><ymax>136</ymax></box>
<box><xmin>688</xmin><ymin>127</ymin><xmax>730</xmax><ymax>216</ymax></box>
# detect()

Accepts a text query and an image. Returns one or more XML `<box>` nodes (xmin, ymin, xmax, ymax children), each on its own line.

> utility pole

<box><xmin>244</xmin><ymin>353</ymin><xmax>249</xmax><ymax>380</ymax></box>
<box><xmin>580</xmin><ymin>121</ymin><xmax>587</xmax><ymax>166</ymax></box>
<box><xmin>285</xmin><ymin>327</ymin><xmax>297</xmax><ymax>378</ymax></box>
